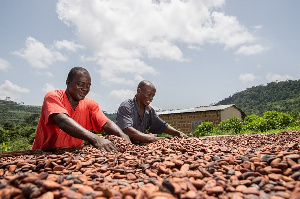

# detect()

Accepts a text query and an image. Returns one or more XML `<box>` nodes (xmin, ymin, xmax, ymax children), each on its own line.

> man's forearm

<box><xmin>102</xmin><ymin>120</ymin><xmax>131</xmax><ymax>142</ymax></box>
<box><xmin>124</xmin><ymin>127</ymin><xmax>160</xmax><ymax>143</ymax></box>
<box><xmin>52</xmin><ymin>113</ymin><xmax>98</xmax><ymax>144</ymax></box>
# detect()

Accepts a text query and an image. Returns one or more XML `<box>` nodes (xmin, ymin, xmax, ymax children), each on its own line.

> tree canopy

<box><xmin>215</xmin><ymin>79</ymin><xmax>300</xmax><ymax>115</ymax></box>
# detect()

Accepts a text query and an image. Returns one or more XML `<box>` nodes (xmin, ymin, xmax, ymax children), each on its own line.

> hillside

<box><xmin>215</xmin><ymin>79</ymin><xmax>300</xmax><ymax>115</ymax></box>
<box><xmin>0</xmin><ymin>99</ymin><xmax>41</xmax><ymax>125</ymax></box>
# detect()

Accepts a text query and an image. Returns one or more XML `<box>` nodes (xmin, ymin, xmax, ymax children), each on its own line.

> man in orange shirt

<box><xmin>31</xmin><ymin>67</ymin><xmax>130</xmax><ymax>151</ymax></box>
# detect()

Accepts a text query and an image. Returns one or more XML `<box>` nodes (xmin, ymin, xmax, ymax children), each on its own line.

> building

<box><xmin>157</xmin><ymin>104</ymin><xmax>246</xmax><ymax>134</ymax></box>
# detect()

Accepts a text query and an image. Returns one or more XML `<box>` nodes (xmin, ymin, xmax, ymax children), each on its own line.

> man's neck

<box><xmin>134</xmin><ymin>96</ymin><xmax>146</xmax><ymax>120</ymax></box>
<box><xmin>66</xmin><ymin>89</ymin><xmax>79</xmax><ymax>110</ymax></box>
<box><xmin>134</xmin><ymin>96</ymin><xmax>145</xmax><ymax>110</ymax></box>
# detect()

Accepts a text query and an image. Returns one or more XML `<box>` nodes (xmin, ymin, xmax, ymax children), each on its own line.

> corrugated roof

<box><xmin>157</xmin><ymin>104</ymin><xmax>237</xmax><ymax>115</ymax></box>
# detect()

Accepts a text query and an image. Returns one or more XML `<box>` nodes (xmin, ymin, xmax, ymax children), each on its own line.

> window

<box><xmin>191</xmin><ymin>120</ymin><xmax>203</xmax><ymax>132</ymax></box>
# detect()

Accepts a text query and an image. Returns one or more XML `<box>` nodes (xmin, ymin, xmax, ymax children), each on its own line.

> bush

<box><xmin>243</xmin><ymin>114</ymin><xmax>260</xmax><ymax>126</ymax></box>
<box><xmin>242</xmin><ymin>111</ymin><xmax>296</xmax><ymax>133</ymax></box>
<box><xmin>0</xmin><ymin>126</ymin><xmax>8</xmax><ymax>143</ymax></box>
<box><xmin>6</xmin><ymin>137</ymin><xmax>32</xmax><ymax>151</ymax></box>
<box><xmin>217</xmin><ymin>116</ymin><xmax>242</xmax><ymax>134</ymax></box>
<box><xmin>263</xmin><ymin>111</ymin><xmax>295</xmax><ymax>129</ymax></box>
<box><xmin>242</xmin><ymin>116</ymin><xmax>269</xmax><ymax>132</ymax></box>
<box><xmin>16</xmin><ymin>126</ymin><xmax>37</xmax><ymax>138</ymax></box>
<box><xmin>194</xmin><ymin>122</ymin><xmax>215</xmax><ymax>137</ymax></box>
<box><xmin>0</xmin><ymin>142</ymin><xmax>9</xmax><ymax>152</ymax></box>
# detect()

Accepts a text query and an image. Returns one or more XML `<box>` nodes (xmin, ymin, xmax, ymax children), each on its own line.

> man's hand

<box><xmin>102</xmin><ymin>120</ymin><xmax>131</xmax><ymax>143</ymax></box>
<box><xmin>178</xmin><ymin>131</ymin><xmax>188</xmax><ymax>138</ymax></box>
<box><xmin>91</xmin><ymin>136</ymin><xmax>119</xmax><ymax>152</ymax></box>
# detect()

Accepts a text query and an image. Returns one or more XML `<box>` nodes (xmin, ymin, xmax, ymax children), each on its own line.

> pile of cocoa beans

<box><xmin>0</xmin><ymin>131</ymin><xmax>299</xmax><ymax>199</ymax></box>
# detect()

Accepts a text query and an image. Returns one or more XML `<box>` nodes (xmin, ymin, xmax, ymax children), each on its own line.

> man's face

<box><xmin>66</xmin><ymin>72</ymin><xmax>91</xmax><ymax>102</ymax></box>
<box><xmin>137</xmin><ymin>84</ymin><xmax>156</xmax><ymax>107</ymax></box>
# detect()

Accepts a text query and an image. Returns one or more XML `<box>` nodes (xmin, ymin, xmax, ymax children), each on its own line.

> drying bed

<box><xmin>0</xmin><ymin>131</ymin><xmax>299</xmax><ymax>199</ymax></box>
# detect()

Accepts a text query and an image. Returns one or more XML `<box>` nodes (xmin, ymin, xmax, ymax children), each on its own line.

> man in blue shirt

<box><xmin>117</xmin><ymin>80</ymin><xmax>187</xmax><ymax>143</ymax></box>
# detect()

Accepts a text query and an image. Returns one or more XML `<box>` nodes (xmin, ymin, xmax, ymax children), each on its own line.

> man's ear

<box><xmin>66</xmin><ymin>79</ymin><xmax>70</xmax><ymax>86</ymax></box>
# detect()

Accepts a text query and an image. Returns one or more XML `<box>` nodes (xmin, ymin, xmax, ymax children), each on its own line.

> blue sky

<box><xmin>1</xmin><ymin>0</ymin><xmax>299</xmax><ymax>113</ymax></box>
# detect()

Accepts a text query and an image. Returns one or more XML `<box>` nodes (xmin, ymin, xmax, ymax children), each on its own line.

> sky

<box><xmin>0</xmin><ymin>0</ymin><xmax>299</xmax><ymax>113</ymax></box>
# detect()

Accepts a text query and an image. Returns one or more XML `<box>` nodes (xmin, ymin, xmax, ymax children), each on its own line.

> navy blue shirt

<box><xmin>116</xmin><ymin>98</ymin><xmax>168</xmax><ymax>134</ymax></box>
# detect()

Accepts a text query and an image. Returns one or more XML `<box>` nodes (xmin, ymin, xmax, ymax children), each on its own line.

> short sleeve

<box><xmin>43</xmin><ymin>92</ymin><xmax>69</xmax><ymax>125</ymax></box>
<box><xmin>148</xmin><ymin>109</ymin><xmax>168</xmax><ymax>134</ymax></box>
<box><xmin>116</xmin><ymin>101</ymin><xmax>133</xmax><ymax>130</ymax></box>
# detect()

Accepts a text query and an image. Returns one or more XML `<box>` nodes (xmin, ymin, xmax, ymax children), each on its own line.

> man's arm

<box><xmin>164</xmin><ymin>125</ymin><xmax>188</xmax><ymax>138</ymax></box>
<box><xmin>51</xmin><ymin>113</ymin><xmax>118</xmax><ymax>151</ymax></box>
<box><xmin>102</xmin><ymin>120</ymin><xmax>131</xmax><ymax>143</ymax></box>
<box><xmin>123</xmin><ymin>127</ymin><xmax>163</xmax><ymax>143</ymax></box>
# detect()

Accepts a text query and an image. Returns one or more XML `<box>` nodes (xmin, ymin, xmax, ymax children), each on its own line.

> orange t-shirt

<box><xmin>31</xmin><ymin>90</ymin><xmax>108</xmax><ymax>150</ymax></box>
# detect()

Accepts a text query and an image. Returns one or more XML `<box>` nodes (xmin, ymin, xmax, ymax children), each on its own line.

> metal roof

<box><xmin>157</xmin><ymin>104</ymin><xmax>239</xmax><ymax>115</ymax></box>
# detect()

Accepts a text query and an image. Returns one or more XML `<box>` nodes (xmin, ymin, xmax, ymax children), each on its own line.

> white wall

<box><xmin>220</xmin><ymin>106</ymin><xmax>243</xmax><ymax>121</ymax></box>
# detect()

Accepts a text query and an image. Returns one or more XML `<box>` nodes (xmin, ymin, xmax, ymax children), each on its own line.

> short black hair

<box><xmin>67</xmin><ymin>67</ymin><xmax>89</xmax><ymax>82</ymax></box>
<box><xmin>137</xmin><ymin>80</ymin><xmax>155</xmax><ymax>90</ymax></box>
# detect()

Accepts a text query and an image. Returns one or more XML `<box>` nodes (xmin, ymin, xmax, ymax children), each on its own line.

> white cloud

<box><xmin>253</xmin><ymin>25</ymin><xmax>263</xmax><ymax>29</ymax></box>
<box><xmin>13</xmin><ymin>37</ymin><xmax>67</xmax><ymax>68</ymax></box>
<box><xmin>36</xmin><ymin>71</ymin><xmax>53</xmax><ymax>78</ymax></box>
<box><xmin>0</xmin><ymin>58</ymin><xmax>11</xmax><ymax>71</ymax></box>
<box><xmin>239</xmin><ymin>73</ymin><xmax>257</xmax><ymax>83</ymax></box>
<box><xmin>266</xmin><ymin>73</ymin><xmax>292</xmax><ymax>82</ymax></box>
<box><xmin>109</xmin><ymin>89</ymin><xmax>135</xmax><ymax>101</ymax></box>
<box><xmin>80</xmin><ymin>55</ymin><xmax>98</xmax><ymax>62</ymax></box>
<box><xmin>42</xmin><ymin>83</ymin><xmax>55</xmax><ymax>93</ymax></box>
<box><xmin>56</xmin><ymin>0</ymin><xmax>261</xmax><ymax>85</ymax></box>
<box><xmin>54</xmin><ymin>40</ymin><xmax>85</xmax><ymax>52</ymax></box>
<box><xmin>235</xmin><ymin>44</ymin><xmax>266</xmax><ymax>55</ymax></box>
<box><xmin>0</xmin><ymin>80</ymin><xmax>30</xmax><ymax>101</ymax></box>
<box><xmin>96</xmin><ymin>58</ymin><xmax>157</xmax><ymax>85</ymax></box>
<box><xmin>46</xmin><ymin>72</ymin><xmax>53</xmax><ymax>77</ymax></box>
<box><xmin>146</xmin><ymin>40</ymin><xmax>185</xmax><ymax>61</ymax></box>
<box><xmin>209</xmin><ymin>12</ymin><xmax>256</xmax><ymax>49</ymax></box>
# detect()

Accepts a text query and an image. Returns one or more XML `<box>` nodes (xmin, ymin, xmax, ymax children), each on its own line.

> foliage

<box><xmin>194</xmin><ymin>122</ymin><xmax>215</xmax><ymax>137</ymax></box>
<box><xmin>0</xmin><ymin>142</ymin><xmax>8</xmax><ymax>153</ymax></box>
<box><xmin>263</xmin><ymin>111</ymin><xmax>295</xmax><ymax>129</ymax></box>
<box><xmin>217</xmin><ymin>116</ymin><xmax>242</xmax><ymax>134</ymax></box>
<box><xmin>103</xmin><ymin>111</ymin><xmax>117</xmax><ymax>123</ymax></box>
<box><xmin>0</xmin><ymin>99</ymin><xmax>41</xmax><ymax>125</ymax></box>
<box><xmin>5</xmin><ymin>137</ymin><xmax>32</xmax><ymax>151</ymax></box>
<box><xmin>240</xmin><ymin>111</ymin><xmax>295</xmax><ymax>133</ymax></box>
<box><xmin>215</xmin><ymin>79</ymin><xmax>300</xmax><ymax>115</ymax></box>
<box><xmin>157</xmin><ymin>132</ymin><xmax>172</xmax><ymax>138</ymax></box>
<box><xmin>242</xmin><ymin>116</ymin><xmax>269</xmax><ymax>133</ymax></box>
<box><xmin>0</xmin><ymin>126</ymin><xmax>8</xmax><ymax>143</ymax></box>
<box><xmin>194</xmin><ymin>110</ymin><xmax>300</xmax><ymax>136</ymax></box>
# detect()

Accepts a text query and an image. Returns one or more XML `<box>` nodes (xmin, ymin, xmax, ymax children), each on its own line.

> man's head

<box><xmin>136</xmin><ymin>80</ymin><xmax>156</xmax><ymax>107</ymax></box>
<box><xmin>66</xmin><ymin>67</ymin><xmax>91</xmax><ymax>102</ymax></box>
